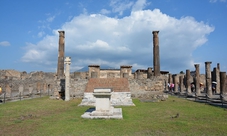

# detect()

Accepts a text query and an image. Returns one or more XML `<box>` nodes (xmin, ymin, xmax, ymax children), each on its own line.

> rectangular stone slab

<box><xmin>94</xmin><ymin>88</ymin><xmax>112</xmax><ymax>93</ymax></box>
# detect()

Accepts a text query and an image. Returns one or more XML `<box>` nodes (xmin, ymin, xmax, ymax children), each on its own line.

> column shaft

<box><xmin>152</xmin><ymin>31</ymin><xmax>160</xmax><ymax>76</ymax></box>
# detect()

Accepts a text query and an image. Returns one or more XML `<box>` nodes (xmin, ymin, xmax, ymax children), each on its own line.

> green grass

<box><xmin>0</xmin><ymin>96</ymin><xmax>227</xmax><ymax>136</ymax></box>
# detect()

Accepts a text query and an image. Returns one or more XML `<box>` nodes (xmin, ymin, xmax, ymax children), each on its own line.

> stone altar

<box><xmin>81</xmin><ymin>88</ymin><xmax>123</xmax><ymax>119</ymax></box>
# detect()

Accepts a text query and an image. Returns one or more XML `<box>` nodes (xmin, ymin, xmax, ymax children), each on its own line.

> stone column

<box><xmin>64</xmin><ymin>57</ymin><xmax>71</xmax><ymax>101</ymax></box>
<box><xmin>179</xmin><ymin>76</ymin><xmax>184</xmax><ymax>93</ymax></box>
<box><xmin>152</xmin><ymin>31</ymin><xmax>160</xmax><ymax>76</ymax></box>
<box><xmin>168</xmin><ymin>74</ymin><xmax>172</xmax><ymax>84</ymax></box>
<box><xmin>205</xmin><ymin>62</ymin><xmax>212</xmax><ymax>96</ymax></box>
<box><xmin>57</xmin><ymin>31</ymin><xmax>65</xmax><ymax>78</ymax></box>
<box><xmin>173</xmin><ymin>75</ymin><xmax>179</xmax><ymax>93</ymax></box>
<box><xmin>220</xmin><ymin>72</ymin><xmax>226</xmax><ymax>94</ymax></box>
<box><xmin>186</xmin><ymin>69</ymin><xmax>191</xmax><ymax>94</ymax></box>
<box><xmin>194</xmin><ymin>64</ymin><xmax>201</xmax><ymax>95</ymax></box>
<box><xmin>216</xmin><ymin>63</ymin><xmax>220</xmax><ymax>94</ymax></box>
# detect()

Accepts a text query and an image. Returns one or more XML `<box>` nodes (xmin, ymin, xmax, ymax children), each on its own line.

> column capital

<box><xmin>152</xmin><ymin>31</ymin><xmax>159</xmax><ymax>34</ymax></box>
<box><xmin>64</xmin><ymin>57</ymin><xmax>71</xmax><ymax>65</ymax></box>
<box><xmin>194</xmin><ymin>64</ymin><xmax>200</xmax><ymax>68</ymax></box>
<box><xmin>58</xmin><ymin>31</ymin><xmax>65</xmax><ymax>37</ymax></box>
<box><xmin>205</xmin><ymin>61</ymin><xmax>212</xmax><ymax>64</ymax></box>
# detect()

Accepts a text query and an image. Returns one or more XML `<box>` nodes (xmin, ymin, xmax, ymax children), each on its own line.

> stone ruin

<box><xmin>1</xmin><ymin>30</ymin><xmax>227</xmax><ymax>116</ymax></box>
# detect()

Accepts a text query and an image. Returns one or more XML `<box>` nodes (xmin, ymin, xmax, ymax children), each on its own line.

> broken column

<box><xmin>179</xmin><ymin>76</ymin><xmax>184</xmax><ymax>93</ymax></box>
<box><xmin>194</xmin><ymin>64</ymin><xmax>201</xmax><ymax>95</ymax></box>
<box><xmin>152</xmin><ymin>31</ymin><xmax>160</xmax><ymax>76</ymax></box>
<box><xmin>220</xmin><ymin>72</ymin><xmax>226</xmax><ymax>94</ymax></box>
<box><xmin>205</xmin><ymin>62</ymin><xmax>212</xmax><ymax>96</ymax></box>
<box><xmin>57</xmin><ymin>31</ymin><xmax>65</xmax><ymax>78</ymax></box>
<box><xmin>186</xmin><ymin>69</ymin><xmax>191</xmax><ymax>94</ymax></box>
<box><xmin>216</xmin><ymin>63</ymin><xmax>220</xmax><ymax>94</ymax></box>
<box><xmin>64</xmin><ymin>57</ymin><xmax>71</xmax><ymax>101</ymax></box>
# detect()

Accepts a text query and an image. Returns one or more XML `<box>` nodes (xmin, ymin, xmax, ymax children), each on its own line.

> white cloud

<box><xmin>46</xmin><ymin>16</ymin><xmax>55</xmax><ymax>22</ymax></box>
<box><xmin>0</xmin><ymin>41</ymin><xmax>11</xmax><ymax>46</ymax></box>
<box><xmin>132</xmin><ymin>0</ymin><xmax>149</xmax><ymax>11</ymax></box>
<box><xmin>110</xmin><ymin>0</ymin><xmax>134</xmax><ymax>15</ymax></box>
<box><xmin>38</xmin><ymin>31</ymin><xmax>45</xmax><ymax>38</ymax></box>
<box><xmin>22</xmin><ymin>4</ymin><xmax>214</xmax><ymax>73</ymax></box>
<box><xmin>210</xmin><ymin>0</ymin><xmax>218</xmax><ymax>2</ymax></box>
<box><xmin>100</xmin><ymin>9</ymin><xmax>111</xmax><ymax>15</ymax></box>
<box><xmin>209</xmin><ymin>0</ymin><xmax>226</xmax><ymax>2</ymax></box>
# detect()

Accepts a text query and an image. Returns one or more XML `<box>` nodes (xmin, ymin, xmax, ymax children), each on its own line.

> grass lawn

<box><xmin>0</xmin><ymin>96</ymin><xmax>227</xmax><ymax>136</ymax></box>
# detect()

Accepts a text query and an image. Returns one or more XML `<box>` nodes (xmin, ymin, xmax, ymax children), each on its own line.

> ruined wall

<box><xmin>129</xmin><ymin>75</ymin><xmax>168</xmax><ymax>98</ymax></box>
<box><xmin>100</xmin><ymin>70</ymin><xmax>120</xmax><ymax>78</ymax></box>
<box><xmin>0</xmin><ymin>70</ymin><xmax>56</xmax><ymax>98</ymax></box>
<box><xmin>70</xmin><ymin>79</ymin><xmax>88</xmax><ymax>98</ymax></box>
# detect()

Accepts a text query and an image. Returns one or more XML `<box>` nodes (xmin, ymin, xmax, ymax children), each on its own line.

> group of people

<box><xmin>168</xmin><ymin>83</ymin><xmax>175</xmax><ymax>92</ymax></box>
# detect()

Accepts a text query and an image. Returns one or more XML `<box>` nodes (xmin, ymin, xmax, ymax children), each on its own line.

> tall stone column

<box><xmin>216</xmin><ymin>63</ymin><xmax>220</xmax><ymax>94</ymax></box>
<box><xmin>205</xmin><ymin>62</ymin><xmax>212</xmax><ymax>96</ymax></box>
<box><xmin>220</xmin><ymin>72</ymin><xmax>226</xmax><ymax>94</ymax></box>
<box><xmin>64</xmin><ymin>57</ymin><xmax>71</xmax><ymax>101</ymax></box>
<box><xmin>152</xmin><ymin>31</ymin><xmax>160</xmax><ymax>76</ymax></box>
<box><xmin>168</xmin><ymin>74</ymin><xmax>172</xmax><ymax>84</ymax></box>
<box><xmin>57</xmin><ymin>31</ymin><xmax>65</xmax><ymax>78</ymax></box>
<box><xmin>194</xmin><ymin>64</ymin><xmax>201</xmax><ymax>95</ymax></box>
<box><xmin>173</xmin><ymin>75</ymin><xmax>179</xmax><ymax>93</ymax></box>
<box><xmin>179</xmin><ymin>76</ymin><xmax>184</xmax><ymax>93</ymax></box>
<box><xmin>186</xmin><ymin>69</ymin><xmax>191</xmax><ymax>94</ymax></box>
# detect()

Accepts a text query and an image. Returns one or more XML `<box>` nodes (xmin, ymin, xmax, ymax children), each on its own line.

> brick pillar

<box><xmin>194</xmin><ymin>64</ymin><xmax>201</xmax><ymax>95</ymax></box>
<box><xmin>64</xmin><ymin>57</ymin><xmax>71</xmax><ymax>101</ymax></box>
<box><xmin>137</xmin><ymin>70</ymin><xmax>143</xmax><ymax>79</ymax></box>
<box><xmin>57</xmin><ymin>31</ymin><xmax>65</xmax><ymax>78</ymax></box>
<box><xmin>89</xmin><ymin>65</ymin><xmax>100</xmax><ymax>78</ymax></box>
<box><xmin>220</xmin><ymin>72</ymin><xmax>226</xmax><ymax>94</ymax></box>
<box><xmin>120</xmin><ymin>65</ymin><xmax>132</xmax><ymax>78</ymax></box>
<box><xmin>147</xmin><ymin>67</ymin><xmax>153</xmax><ymax>78</ymax></box>
<box><xmin>152</xmin><ymin>31</ymin><xmax>160</xmax><ymax>76</ymax></box>
<box><xmin>205</xmin><ymin>62</ymin><xmax>212</xmax><ymax>96</ymax></box>
<box><xmin>186</xmin><ymin>69</ymin><xmax>191</xmax><ymax>94</ymax></box>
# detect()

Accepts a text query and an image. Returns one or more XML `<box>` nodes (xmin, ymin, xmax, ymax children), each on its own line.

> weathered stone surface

<box><xmin>152</xmin><ymin>31</ymin><xmax>160</xmax><ymax>76</ymax></box>
<box><xmin>57</xmin><ymin>31</ymin><xmax>65</xmax><ymax>78</ymax></box>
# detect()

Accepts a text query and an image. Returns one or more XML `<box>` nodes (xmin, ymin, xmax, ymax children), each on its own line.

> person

<box><xmin>170</xmin><ymin>83</ymin><xmax>174</xmax><ymax>92</ymax></box>
<box><xmin>0</xmin><ymin>86</ymin><xmax>2</xmax><ymax>103</ymax></box>
<box><xmin>0</xmin><ymin>86</ymin><xmax>2</xmax><ymax>94</ymax></box>
<box><xmin>212</xmin><ymin>84</ymin><xmax>216</xmax><ymax>94</ymax></box>
<box><xmin>191</xmin><ymin>84</ymin><xmax>195</xmax><ymax>92</ymax></box>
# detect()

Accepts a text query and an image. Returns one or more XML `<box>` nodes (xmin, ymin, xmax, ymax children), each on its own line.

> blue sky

<box><xmin>0</xmin><ymin>0</ymin><xmax>226</xmax><ymax>74</ymax></box>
